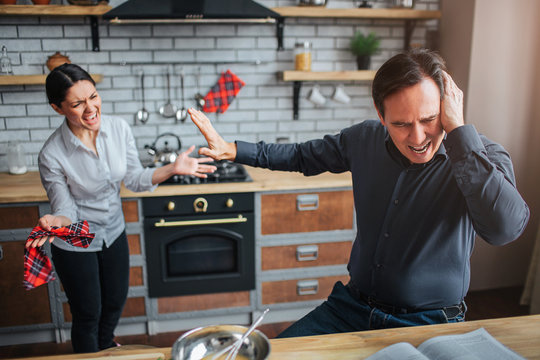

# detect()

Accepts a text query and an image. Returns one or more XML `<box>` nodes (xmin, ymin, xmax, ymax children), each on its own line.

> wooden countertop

<box><xmin>9</xmin><ymin>315</ymin><xmax>540</xmax><ymax>360</ymax></box>
<box><xmin>0</xmin><ymin>167</ymin><xmax>352</xmax><ymax>204</ymax></box>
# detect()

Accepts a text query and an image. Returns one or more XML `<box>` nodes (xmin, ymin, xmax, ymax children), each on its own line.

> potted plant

<box><xmin>350</xmin><ymin>31</ymin><xmax>380</xmax><ymax>70</ymax></box>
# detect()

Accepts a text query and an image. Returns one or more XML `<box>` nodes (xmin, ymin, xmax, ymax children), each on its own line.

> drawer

<box><xmin>158</xmin><ymin>291</ymin><xmax>251</xmax><ymax>313</ymax></box>
<box><xmin>261</xmin><ymin>241</ymin><xmax>352</xmax><ymax>270</ymax></box>
<box><xmin>0</xmin><ymin>205</ymin><xmax>39</xmax><ymax>230</ymax></box>
<box><xmin>122</xmin><ymin>199</ymin><xmax>139</xmax><ymax>223</ymax></box>
<box><xmin>0</xmin><ymin>241</ymin><xmax>52</xmax><ymax>327</ymax></box>
<box><xmin>260</xmin><ymin>190</ymin><xmax>354</xmax><ymax>235</ymax></box>
<box><xmin>261</xmin><ymin>275</ymin><xmax>349</xmax><ymax>305</ymax></box>
<box><xmin>64</xmin><ymin>297</ymin><xmax>146</xmax><ymax>321</ymax></box>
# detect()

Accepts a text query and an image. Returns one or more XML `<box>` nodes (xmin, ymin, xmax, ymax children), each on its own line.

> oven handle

<box><xmin>154</xmin><ymin>214</ymin><xmax>248</xmax><ymax>227</ymax></box>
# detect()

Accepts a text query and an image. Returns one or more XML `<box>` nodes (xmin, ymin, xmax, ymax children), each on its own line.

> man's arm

<box><xmin>441</xmin><ymin>73</ymin><xmax>529</xmax><ymax>245</ymax></box>
<box><xmin>189</xmin><ymin>108</ymin><xmax>351</xmax><ymax>175</ymax></box>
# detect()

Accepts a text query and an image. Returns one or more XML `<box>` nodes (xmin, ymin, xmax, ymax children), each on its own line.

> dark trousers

<box><xmin>277</xmin><ymin>281</ymin><xmax>466</xmax><ymax>338</ymax></box>
<box><xmin>51</xmin><ymin>231</ymin><xmax>129</xmax><ymax>353</ymax></box>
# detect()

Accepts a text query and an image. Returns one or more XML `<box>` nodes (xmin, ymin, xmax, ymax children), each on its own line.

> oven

<box><xmin>143</xmin><ymin>191</ymin><xmax>255</xmax><ymax>298</ymax></box>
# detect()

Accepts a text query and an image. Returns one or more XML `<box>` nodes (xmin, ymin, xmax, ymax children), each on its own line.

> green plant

<box><xmin>350</xmin><ymin>31</ymin><xmax>380</xmax><ymax>56</ymax></box>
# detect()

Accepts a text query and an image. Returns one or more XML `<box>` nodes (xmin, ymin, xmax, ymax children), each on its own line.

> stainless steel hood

<box><xmin>103</xmin><ymin>0</ymin><xmax>281</xmax><ymax>24</ymax></box>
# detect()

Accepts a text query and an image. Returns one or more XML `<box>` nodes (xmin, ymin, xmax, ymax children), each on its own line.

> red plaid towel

<box><xmin>202</xmin><ymin>70</ymin><xmax>245</xmax><ymax>114</ymax></box>
<box><xmin>23</xmin><ymin>221</ymin><xmax>95</xmax><ymax>290</ymax></box>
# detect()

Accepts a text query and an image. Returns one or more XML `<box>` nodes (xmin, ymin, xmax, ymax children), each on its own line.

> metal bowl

<box><xmin>171</xmin><ymin>325</ymin><xmax>271</xmax><ymax>360</ymax></box>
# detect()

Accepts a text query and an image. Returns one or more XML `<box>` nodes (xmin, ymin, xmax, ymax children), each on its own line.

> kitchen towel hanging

<box><xmin>23</xmin><ymin>221</ymin><xmax>95</xmax><ymax>290</ymax></box>
<box><xmin>203</xmin><ymin>70</ymin><xmax>245</xmax><ymax>113</ymax></box>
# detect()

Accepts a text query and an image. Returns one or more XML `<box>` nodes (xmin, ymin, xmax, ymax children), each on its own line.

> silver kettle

<box><xmin>144</xmin><ymin>133</ymin><xmax>182</xmax><ymax>167</ymax></box>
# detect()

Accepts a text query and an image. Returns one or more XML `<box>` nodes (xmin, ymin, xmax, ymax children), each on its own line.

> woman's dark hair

<box><xmin>372</xmin><ymin>48</ymin><xmax>446</xmax><ymax>119</ymax></box>
<box><xmin>45</xmin><ymin>63</ymin><xmax>95</xmax><ymax>107</ymax></box>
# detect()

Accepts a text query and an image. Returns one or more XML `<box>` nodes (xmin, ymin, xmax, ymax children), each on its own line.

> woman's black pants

<box><xmin>51</xmin><ymin>231</ymin><xmax>129</xmax><ymax>353</ymax></box>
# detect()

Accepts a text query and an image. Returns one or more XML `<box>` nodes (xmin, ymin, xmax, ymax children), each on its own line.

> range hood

<box><xmin>103</xmin><ymin>0</ymin><xmax>281</xmax><ymax>24</ymax></box>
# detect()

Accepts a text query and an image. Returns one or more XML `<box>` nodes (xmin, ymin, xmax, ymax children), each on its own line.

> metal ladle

<box><xmin>134</xmin><ymin>71</ymin><xmax>149</xmax><ymax>124</ymax></box>
<box><xmin>175</xmin><ymin>70</ymin><xmax>188</xmax><ymax>123</ymax></box>
<box><xmin>194</xmin><ymin>67</ymin><xmax>206</xmax><ymax>110</ymax></box>
<box><xmin>159</xmin><ymin>69</ymin><xmax>177</xmax><ymax>118</ymax></box>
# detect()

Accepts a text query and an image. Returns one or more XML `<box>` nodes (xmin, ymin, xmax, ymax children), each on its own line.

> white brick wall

<box><xmin>0</xmin><ymin>0</ymin><xmax>439</xmax><ymax>171</ymax></box>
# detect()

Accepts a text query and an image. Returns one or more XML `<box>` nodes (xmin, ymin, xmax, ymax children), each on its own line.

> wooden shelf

<box><xmin>0</xmin><ymin>4</ymin><xmax>111</xmax><ymax>16</ymax></box>
<box><xmin>272</xmin><ymin>7</ymin><xmax>441</xmax><ymax>19</ymax></box>
<box><xmin>0</xmin><ymin>74</ymin><xmax>103</xmax><ymax>86</ymax></box>
<box><xmin>281</xmin><ymin>70</ymin><xmax>377</xmax><ymax>82</ymax></box>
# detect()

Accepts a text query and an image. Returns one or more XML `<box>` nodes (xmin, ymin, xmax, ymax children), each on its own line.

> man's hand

<box><xmin>188</xmin><ymin>108</ymin><xmax>237</xmax><ymax>161</ymax></box>
<box><xmin>441</xmin><ymin>71</ymin><xmax>465</xmax><ymax>134</ymax></box>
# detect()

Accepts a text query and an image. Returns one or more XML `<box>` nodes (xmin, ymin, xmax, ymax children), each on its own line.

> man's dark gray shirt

<box><xmin>236</xmin><ymin>120</ymin><xmax>529</xmax><ymax>309</ymax></box>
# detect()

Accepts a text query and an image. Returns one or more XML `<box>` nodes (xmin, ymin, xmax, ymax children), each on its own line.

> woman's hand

<box><xmin>26</xmin><ymin>214</ymin><xmax>71</xmax><ymax>248</ymax></box>
<box><xmin>151</xmin><ymin>145</ymin><xmax>217</xmax><ymax>184</ymax></box>
<box><xmin>173</xmin><ymin>145</ymin><xmax>217</xmax><ymax>178</ymax></box>
<box><xmin>188</xmin><ymin>108</ymin><xmax>237</xmax><ymax>161</ymax></box>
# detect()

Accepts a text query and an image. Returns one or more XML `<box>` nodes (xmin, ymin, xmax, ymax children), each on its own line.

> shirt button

<box><xmin>376</xmin><ymin>264</ymin><xmax>382</xmax><ymax>268</ymax></box>
<box><xmin>394</xmin><ymin>199</ymin><xmax>399</xmax><ymax>205</ymax></box>
<box><xmin>384</xmin><ymin>232</ymin><xmax>389</xmax><ymax>238</ymax></box>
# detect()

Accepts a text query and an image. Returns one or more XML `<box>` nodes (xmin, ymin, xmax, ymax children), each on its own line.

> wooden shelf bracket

<box><xmin>293</xmin><ymin>81</ymin><xmax>301</xmax><ymax>120</ymax></box>
<box><xmin>90</xmin><ymin>16</ymin><xmax>100</xmax><ymax>52</ymax></box>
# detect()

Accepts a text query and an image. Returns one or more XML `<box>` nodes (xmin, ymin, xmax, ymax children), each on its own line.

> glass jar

<box><xmin>0</xmin><ymin>45</ymin><xmax>13</xmax><ymax>75</ymax></box>
<box><xmin>7</xmin><ymin>141</ymin><xmax>27</xmax><ymax>175</ymax></box>
<box><xmin>294</xmin><ymin>41</ymin><xmax>312</xmax><ymax>71</ymax></box>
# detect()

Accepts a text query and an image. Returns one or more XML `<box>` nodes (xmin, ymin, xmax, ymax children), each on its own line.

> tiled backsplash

<box><xmin>0</xmin><ymin>0</ymin><xmax>439</xmax><ymax>172</ymax></box>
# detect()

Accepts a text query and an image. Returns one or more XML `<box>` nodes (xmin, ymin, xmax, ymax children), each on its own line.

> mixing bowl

<box><xmin>171</xmin><ymin>324</ymin><xmax>270</xmax><ymax>360</ymax></box>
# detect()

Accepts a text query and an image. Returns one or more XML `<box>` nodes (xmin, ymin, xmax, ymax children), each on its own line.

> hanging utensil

<box><xmin>210</xmin><ymin>308</ymin><xmax>270</xmax><ymax>360</ymax></box>
<box><xmin>175</xmin><ymin>69</ymin><xmax>188</xmax><ymax>123</ymax></box>
<box><xmin>134</xmin><ymin>70</ymin><xmax>150</xmax><ymax>124</ymax></box>
<box><xmin>159</xmin><ymin>68</ymin><xmax>177</xmax><ymax>118</ymax></box>
<box><xmin>194</xmin><ymin>66</ymin><xmax>206</xmax><ymax>110</ymax></box>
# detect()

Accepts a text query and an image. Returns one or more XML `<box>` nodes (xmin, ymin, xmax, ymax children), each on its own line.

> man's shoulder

<box><xmin>343</xmin><ymin>119</ymin><xmax>386</xmax><ymax>138</ymax></box>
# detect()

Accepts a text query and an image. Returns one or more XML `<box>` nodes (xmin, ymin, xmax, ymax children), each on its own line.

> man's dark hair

<box><xmin>46</xmin><ymin>63</ymin><xmax>95</xmax><ymax>107</ymax></box>
<box><xmin>372</xmin><ymin>48</ymin><xmax>447</xmax><ymax>119</ymax></box>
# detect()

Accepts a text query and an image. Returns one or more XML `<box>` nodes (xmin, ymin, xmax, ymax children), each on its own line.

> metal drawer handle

<box><xmin>297</xmin><ymin>279</ymin><xmax>319</xmax><ymax>296</ymax></box>
<box><xmin>154</xmin><ymin>214</ymin><xmax>247</xmax><ymax>227</ymax></box>
<box><xmin>296</xmin><ymin>245</ymin><xmax>319</xmax><ymax>261</ymax></box>
<box><xmin>296</xmin><ymin>194</ymin><xmax>319</xmax><ymax>211</ymax></box>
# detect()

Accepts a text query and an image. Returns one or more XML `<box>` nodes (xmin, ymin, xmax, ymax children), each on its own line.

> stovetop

<box><xmin>161</xmin><ymin>160</ymin><xmax>252</xmax><ymax>185</ymax></box>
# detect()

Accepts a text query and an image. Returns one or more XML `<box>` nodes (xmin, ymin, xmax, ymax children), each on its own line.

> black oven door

<box><xmin>144</xmin><ymin>212</ymin><xmax>254</xmax><ymax>298</ymax></box>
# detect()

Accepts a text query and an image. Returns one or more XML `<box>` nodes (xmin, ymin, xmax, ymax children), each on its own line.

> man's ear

<box><xmin>374</xmin><ymin>101</ymin><xmax>386</xmax><ymax>126</ymax></box>
<box><xmin>50</xmin><ymin>103</ymin><xmax>64</xmax><ymax>116</ymax></box>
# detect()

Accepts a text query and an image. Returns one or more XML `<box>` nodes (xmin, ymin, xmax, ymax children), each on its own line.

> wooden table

<box><xmin>9</xmin><ymin>315</ymin><xmax>540</xmax><ymax>359</ymax></box>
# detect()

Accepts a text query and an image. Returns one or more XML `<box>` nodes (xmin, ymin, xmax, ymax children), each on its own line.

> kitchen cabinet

<box><xmin>0</xmin><ymin>199</ymin><xmax>148</xmax><ymax>345</ymax></box>
<box><xmin>0</xmin><ymin>169</ymin><xmax>354</xmax><ymax>345</ymax></box>
<box><xmin>256</xmin><ymin>189</ymin><xmax>355</xmax><ymax>323</ymax></box>
<box><xmin>0</xmin><ymin>205</ymin><xmax>52</xmax><ymax>329</ymax></box>
<box><xmin>0</xmin><ymin>4</ymin><xmax>112</xmax><ymax>52</ymax></box>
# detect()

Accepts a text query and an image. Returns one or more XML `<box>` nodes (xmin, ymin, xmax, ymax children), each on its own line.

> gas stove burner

<box><xmin>161</xmin><ymin>160</ymin><xmax>251</xmax><ymax>185</ymax></box>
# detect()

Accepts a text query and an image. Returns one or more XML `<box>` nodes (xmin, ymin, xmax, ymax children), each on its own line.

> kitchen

<box><xmin>2</xmin><ymin>0</ymin><xmax>540</xmax><ymax>359</ymax></box>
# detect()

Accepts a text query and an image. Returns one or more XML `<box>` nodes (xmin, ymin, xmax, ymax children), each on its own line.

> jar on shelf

<box><xmin>7</xmin><ymin>141</ymin><xmax>27</xmax><ymax>175</ymax></box>
<box><xmin>294</xmin><ymin>41</ymin><xmax>312</xmax><ymax>71</ymax></box>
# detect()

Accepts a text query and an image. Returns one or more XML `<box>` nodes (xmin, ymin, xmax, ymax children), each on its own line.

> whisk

<box><xmin>211</xmin><ymin>308</ymin><xmax>270</xmax><ymax>360</ymax></box>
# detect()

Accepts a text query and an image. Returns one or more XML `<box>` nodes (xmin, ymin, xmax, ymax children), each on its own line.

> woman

<box><xmin>26</xmin><ymin>63</ymin><xmax>215</xmax><ymax>353</ymax></box>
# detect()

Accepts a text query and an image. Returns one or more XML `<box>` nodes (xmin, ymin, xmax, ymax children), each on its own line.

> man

<box><xmin>188</xmin><ymin>49</ymin><xmax>529</xmax><ymax>337</ymax></box>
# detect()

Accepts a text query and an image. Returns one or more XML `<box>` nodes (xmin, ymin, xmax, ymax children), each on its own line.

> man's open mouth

<box><xmin>409</xmin><ymin>142</ymin><xmax>430</xmax><ymax>154</ymax></box>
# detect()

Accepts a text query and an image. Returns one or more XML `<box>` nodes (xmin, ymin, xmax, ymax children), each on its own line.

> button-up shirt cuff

<box><xmin>443</xmin><ymin>124</ymin><xmax>484</xmax><ymax>161</ymax></box>
<box><xmin>235</xmin><ymin>141</ymin><xmax>258</xmax><ymax>166</ymax></box>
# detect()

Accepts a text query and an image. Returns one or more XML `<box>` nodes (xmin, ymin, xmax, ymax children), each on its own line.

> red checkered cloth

<box><xmin>202</xmin><ymin>70</ymin><xmax>245</xmax><ymax>114</ymax></box>
<box><xmin>23</xmin><ymin>221</ymin><xmax>95</xmax><ymax>290</ymax></box>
